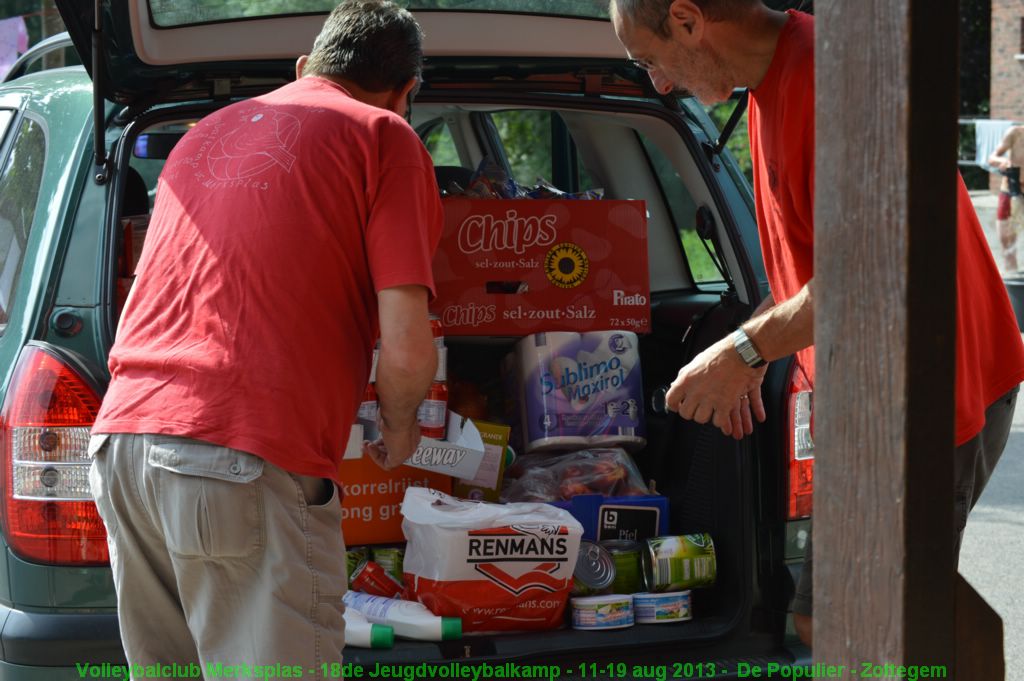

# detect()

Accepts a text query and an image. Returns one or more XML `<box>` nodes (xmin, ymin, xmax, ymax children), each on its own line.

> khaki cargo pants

<box><xmin>88</xmin><ymin>433</ymin><xmax>347</xmax><ymax>680</ymax></box>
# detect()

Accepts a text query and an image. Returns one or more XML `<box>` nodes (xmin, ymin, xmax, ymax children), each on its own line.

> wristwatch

<box><xmin>732</xmin><ymin>327</ymin><xmax>766</xmax><ymax>368</ymax></box>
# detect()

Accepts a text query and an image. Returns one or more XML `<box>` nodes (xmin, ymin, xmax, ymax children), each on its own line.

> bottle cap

<box><xmin>370</xmin><ymin>624</ymin><xmax>394</xmax><ymax>649</ymax></box>
<box><xmin>441</xmin><ymin>617</ymin><xmax>462</xmax><ymax>640</ymax></box>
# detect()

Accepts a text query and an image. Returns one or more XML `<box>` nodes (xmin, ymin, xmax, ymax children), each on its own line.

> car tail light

<box><xmin>0</xmin><ymin>345</ymin><xmax>108</xmax><ymax>565</ymax></box>
<box><xmin>785</xmin><ymin>362</ymin><xmax>814</xmax><ymax>520</ymax></box>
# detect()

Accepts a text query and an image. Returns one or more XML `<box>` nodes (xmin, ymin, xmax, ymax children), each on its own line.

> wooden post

<box><xmin>813</xmin><ymin>0</ymin><xmax>991</xmax><ymax>674</ymax></box>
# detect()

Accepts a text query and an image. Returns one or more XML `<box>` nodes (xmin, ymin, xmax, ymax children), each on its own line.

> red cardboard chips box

<box><xmin>431</xmin><ymin>199</ymin><xmax>650</xmax><ymax>335</ymax></box>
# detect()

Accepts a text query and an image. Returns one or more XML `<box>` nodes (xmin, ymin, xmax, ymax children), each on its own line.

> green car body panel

<box><xmin>0</xmin><ymin>71</ymin><xmax>118</xmax><ymax>661</ymax></box>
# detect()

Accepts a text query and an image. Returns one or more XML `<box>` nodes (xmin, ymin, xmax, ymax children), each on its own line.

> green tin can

<box><xmin>601</xmin><ymin>540</ymin><xmax>644</xmax><ymax>595</ymax></box>
<box><xmin>371</xmin><ymin>545</ymin><xmax>406</xmax><ymax>583</ymax></box>
<box><xmin>346</xmin><ymin>546</ymin><xmax>370</xmax><ymax>587</ymax></box>
<box><xmin>642</xmin><ymin>534</ymin><xmax>717</xmax><ymax>592</ymax></box>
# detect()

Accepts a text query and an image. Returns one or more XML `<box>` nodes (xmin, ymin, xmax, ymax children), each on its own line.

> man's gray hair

<box><xmin>611</xmin><ymin>0</ymin><xmax>674</xmax><ymax>37</ymax></box>
<box><xmin>303</xmin><ymin>0</ymin><xmax>423</xmax><ymax>92</ymax></box>
<box><xmin>611</xmin><ymin>0</ymin><xmax>759</xmax><ymax>35</ymax></box>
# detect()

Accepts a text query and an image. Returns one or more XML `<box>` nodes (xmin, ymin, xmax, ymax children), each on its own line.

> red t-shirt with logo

<box><xmin>748</xmin><ymin>10</ymin><xmax>1024</xmax><ymax>445</ymax></box>
<box><xmin>94</xmin><ymin>76</ymin><xmax>443</xmax><ymax>483</ymax></box>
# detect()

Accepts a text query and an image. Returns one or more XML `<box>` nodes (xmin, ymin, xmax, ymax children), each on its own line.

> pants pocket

<box><xmin>147</xmin><ymin>438</ymin><xmax>265</xmax><ymax>559</ymax></box>
<box><xmin>293</xmin><ymin>474</ymin><xmax>343</xmax><ymax>528</ymax></box>
<box><xmin>88</xmin><ymin>446</ymin><xmax>118</xmax><ymax>540</ymax></box>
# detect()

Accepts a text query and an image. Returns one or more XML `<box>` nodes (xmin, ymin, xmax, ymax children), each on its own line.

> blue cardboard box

<box><xmin>550</xmin><ymin>494</ymin><xmax>669</xmax><ymax>542</ymax></box>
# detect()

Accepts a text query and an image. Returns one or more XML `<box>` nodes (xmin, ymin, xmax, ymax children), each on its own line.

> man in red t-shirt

<box><xmin>88</xmin><ymin>0</ymin><xmax>441</xmax><ymax>671</ymax></box>
<box><xmin>611</xmin><ymin>0</ymin><xmax>1024</xmax><ymax>648</ymax></box>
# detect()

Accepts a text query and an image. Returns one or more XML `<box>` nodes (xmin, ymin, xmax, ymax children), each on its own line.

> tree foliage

<box><xmin>492</xmin><ymin>110</ymin><xmax>553</xmax><ymax>186</ymax></box>
<box><xmin>0</xmin><ymin>0</ymin><xmax>60</xmax><ymax>45</ymax></box>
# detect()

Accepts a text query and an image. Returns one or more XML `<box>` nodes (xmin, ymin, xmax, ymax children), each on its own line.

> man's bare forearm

<box><xmin>376</xmin><ymin>350</ymin><xmax>435</xmax><ymax>429</ymax></box>
<box><xmin>740</xmin><ymin>281</ymin><xmax>813</xmax><ymax>362</ymax></box>
<box><xmin>752</xmin><ymin>292</ymin><xmax>775</xmax><ymax>318</ymax></box>
<box><xmin>375</xmin><ymin>286</ymin><xmax>436</xmax><ymax>430</ymax></box>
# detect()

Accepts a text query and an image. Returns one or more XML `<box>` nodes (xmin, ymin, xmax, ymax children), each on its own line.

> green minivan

<box><xmin>0</xmin><ymin>2</ymin><xmax>812</xmax><ymax>678</ymax></box>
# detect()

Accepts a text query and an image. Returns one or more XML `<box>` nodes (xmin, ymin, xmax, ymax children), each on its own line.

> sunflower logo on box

<box><xmin>544</xmin><ymin>243</ymin><xmax>590</xmax><ymax>289</ymax></box>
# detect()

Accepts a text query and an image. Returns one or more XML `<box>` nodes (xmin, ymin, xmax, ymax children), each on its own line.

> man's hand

<box><xmin>363</xmin><ymin>417</ymin><xmax>422</xmax><ymax>470</ymax></box>
<box><xmin>665</xmin><ymin>335</ymin><xmax>768</xmax><ymax>438</ymax></box>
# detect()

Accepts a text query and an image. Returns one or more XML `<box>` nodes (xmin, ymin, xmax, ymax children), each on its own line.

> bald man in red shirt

<box><xmin>611</xmin><ymin>0</ymin><xmax>1024</xmax><ymax>648</ymax></box>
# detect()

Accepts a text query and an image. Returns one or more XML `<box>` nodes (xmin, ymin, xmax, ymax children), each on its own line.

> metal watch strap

<box><xmin>732</xmin><ymin>327</ymin><xmax>766</xmax><ymax>368</ymax></box>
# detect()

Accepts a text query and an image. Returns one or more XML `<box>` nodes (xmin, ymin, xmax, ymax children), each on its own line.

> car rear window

<box><xmin>490</xmin><ymin>110</ymin><xmax>595</xmax><ymax>192</ymax></box>
<box><xmin>149</xmin><ymin>0</ymin><xmax>609</xmax><ymax>28</ymax></box>
<box><xmin>0</xmin><ymin>116</ymin><xmax>46</xmax><ymax>330</ymax></box>
<box><xmin>638</xmin><ymin>132</ymin><xmax>723</xmax><ymax>285</ymax></box>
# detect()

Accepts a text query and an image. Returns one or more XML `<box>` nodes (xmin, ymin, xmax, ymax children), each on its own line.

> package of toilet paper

<box><xmin>512</xmin><ymin>331</ymin><xmax>646</xmax><ymax>453</ymax></box>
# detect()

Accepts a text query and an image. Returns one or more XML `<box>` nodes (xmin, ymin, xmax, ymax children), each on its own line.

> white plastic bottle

<box><xmin>342</xmin><ymin>592</ymin><xmax>461</xmax><ymax>641</ymax></box>
<box><xmin>343</xmin><ymin>607</ymin><xmax>394</xmax><ymax>649</ymax></box>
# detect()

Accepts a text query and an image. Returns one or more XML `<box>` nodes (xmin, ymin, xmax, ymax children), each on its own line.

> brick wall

<box><xmin>991</xmin><ymin>0</ymin><xmax>1024</xmax><ymax>120</ymax></box>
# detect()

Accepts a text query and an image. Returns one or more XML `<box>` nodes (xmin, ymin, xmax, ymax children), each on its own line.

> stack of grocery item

<box><xmin>337</xmin><ymin>173</ymin><xmax>717</xmax><ymax>642</ymax></box>
<box><xmin>567</xmin><ymin>534</ymin><xmax>717</xmax><ymax>630</ymax></box>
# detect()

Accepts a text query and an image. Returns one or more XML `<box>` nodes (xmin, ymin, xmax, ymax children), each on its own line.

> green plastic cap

<box><xmin>441</xmin><ymin>617</ymin><xmax>462</xmax><ymax>640</ymax></box>
<box><xmin>370</xmin><ymin>624</ymin><xmax>394</xmax><ymax>649</ymax></box>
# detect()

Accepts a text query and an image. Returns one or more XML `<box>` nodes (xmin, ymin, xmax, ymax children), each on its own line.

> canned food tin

<box><xmin>633</xmin><ymin>591</ymin><xmax>692</xmax><ymax>624</ymax></box>
<box><xmin>371</xmin><ymin>546</ymin><xmax>405</xmax><ymax>583</ymax></box>
<box><xmin>570</xmin><ymin>595</ymin><xmax>634</xmax><ymax>630</ymax></box>
<box><xmin>573</xmin><ymin>540</ymin><xmax>616</xmax><ymax>596</ymax></box>
<box><xmin>642</xmin><ymin>534</ymin><xmax>716</xmax><ymax>592</ymax></box>
<box><xmin>601</xmin><ymin>540</ymin><xmax>644</xmax><ymax>594</ymax></box>
<box><xmin>350</xmin><ymin>560</ymin><xmax>403</xmax><ymax>599</ymax></box>
<box><xmin>345</xmin><ymin>546</ymin><xmax>370</xmax><ymax>587</ymax></box>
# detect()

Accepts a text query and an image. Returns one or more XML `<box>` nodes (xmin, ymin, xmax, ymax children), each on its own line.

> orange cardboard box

<box><xmin>338</xmin><ymin>453</ymin><xmax>451</xmax><ymax>546</ymax></box>
<box><xmin>430</xmin><ymin>198</ymin><xmax>650</xmax><ymax>335</ymax></box>
<box><xmin>338</xmin><ymin>417</ymin><xmax>486</xmax><ymax>545</ymax></box>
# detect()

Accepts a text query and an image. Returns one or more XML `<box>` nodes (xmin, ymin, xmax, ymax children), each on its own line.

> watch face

<box><xmin>733</xmin><ymin>330</ymin><xmax>762</xmax><ymax>367</ymax></box>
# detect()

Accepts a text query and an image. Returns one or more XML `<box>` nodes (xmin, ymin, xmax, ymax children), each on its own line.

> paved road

<box><xmin>959</xmin><ymin>377</ymin><xmax>1024</xmax><ymax>679</ymax></box>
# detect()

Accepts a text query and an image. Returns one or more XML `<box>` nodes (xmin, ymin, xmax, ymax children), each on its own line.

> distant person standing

<box><xmin>988</xmin><ymin>124</ymin><xmax>1024</xmax><ymax>272</ymax></box>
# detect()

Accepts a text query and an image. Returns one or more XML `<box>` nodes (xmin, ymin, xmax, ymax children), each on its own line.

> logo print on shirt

<box><xmin>207</xmin><ymin>109</ymin><xmax>301</xmax><ymax>181</ymax></box>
